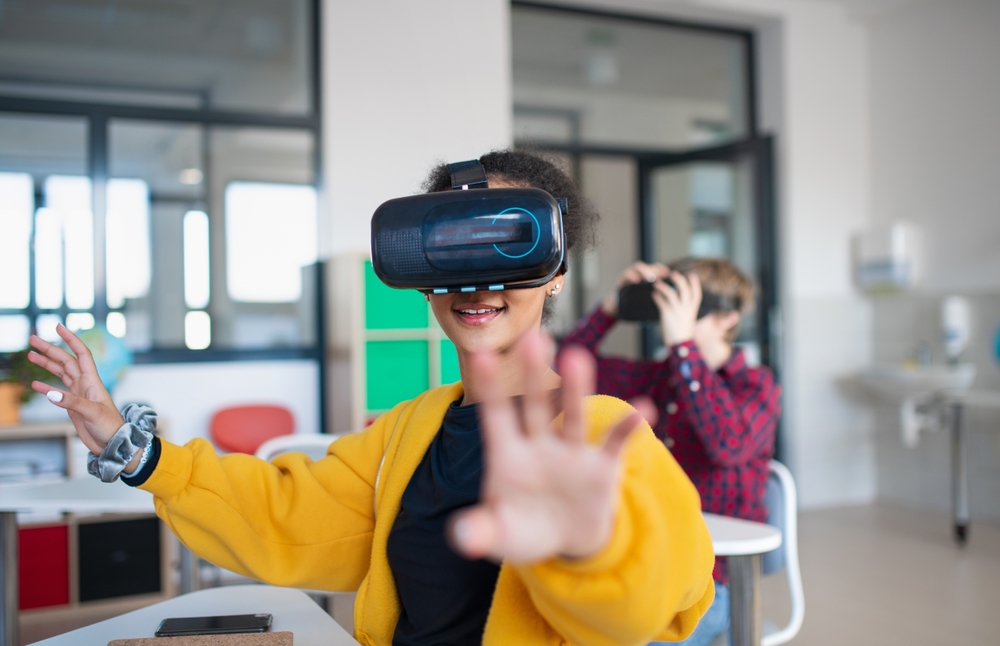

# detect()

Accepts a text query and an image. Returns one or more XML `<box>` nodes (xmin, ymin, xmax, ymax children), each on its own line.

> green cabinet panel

<box><xmin>364</xmin><ymin>261</ymin><xmax>428</xmax><ymax>330</ymax></box>
<box><xmin>440</xmin><ymin>340</ymin><xmax>461</xmax><ymax>384</ymax></box>
<box><xmin>366</xmin><ymin>340</ymin><xmax>429</xmax><ymax>411</ymax></box>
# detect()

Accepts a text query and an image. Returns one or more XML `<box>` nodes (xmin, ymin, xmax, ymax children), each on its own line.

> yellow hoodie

<box><xmin>139</xmin><ymin>383</ymin><xmax>715</xmax><ymax>645</ymax></box>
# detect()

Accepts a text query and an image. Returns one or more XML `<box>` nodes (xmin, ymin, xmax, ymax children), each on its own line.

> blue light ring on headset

<box><xmin>492</xmin><ymin>207</ymin><xmax>539</xmax><ymax>259</ymax></box>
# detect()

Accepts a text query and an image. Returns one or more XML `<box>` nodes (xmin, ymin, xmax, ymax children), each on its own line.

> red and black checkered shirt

<box><xmin>559</xmin><ymin>307</ymin><xmax>782</xmax><ymax>583</ymax></box>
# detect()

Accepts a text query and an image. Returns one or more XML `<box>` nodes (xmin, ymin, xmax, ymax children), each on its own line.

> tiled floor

<box><xmin>760</xmin><ymin>504</ymin><xmax>1000</xmax><ymax>645</ymax></box>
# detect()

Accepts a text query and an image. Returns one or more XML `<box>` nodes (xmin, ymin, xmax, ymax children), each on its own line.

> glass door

<box><xmin>639</xmin><ymin>137</ymin><xmax>779</xmax><ymax>372</ymax></box>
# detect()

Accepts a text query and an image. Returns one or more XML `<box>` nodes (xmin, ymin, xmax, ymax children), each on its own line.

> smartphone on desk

<box><xmin>155</xmin><ymin>613</ymin><xmax>273</xmax><ymax>636</ymax></box>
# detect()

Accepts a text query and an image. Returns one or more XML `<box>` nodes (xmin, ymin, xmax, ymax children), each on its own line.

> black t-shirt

<box><xmin>386</xmin><ymin>399</ymin><xmax>500</xmax><ymax>646</ymax></box>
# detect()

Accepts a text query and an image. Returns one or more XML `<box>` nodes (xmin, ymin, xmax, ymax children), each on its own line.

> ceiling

<box><xmin>0</xmin><ymin>0</ymin><xmax>311</xmax><ymax>113</ymax></box>
<box><xmin>512</xmin><ymin>6</ymin><xmax>744</xmax><ymax>104</ymax></box>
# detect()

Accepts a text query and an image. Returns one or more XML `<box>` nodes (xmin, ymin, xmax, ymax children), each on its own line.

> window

<box><xmin>0</xmin><ymin>1</ymin><xmax>322</xmax><ymax>359</ymax></box>
<box><xmin>512</xmin><ymin>4</ymin><xmax>751</xmax><ymax>150</ymax></box>
<box><xmin>0</xmin><ymin>173</ymin><xmax>33</xmax><ymax>310</ymax></box>
<box><xmin>225</xmin><ymin>182</ymin><xmax>318</xmax><ymax>303</ymax></box>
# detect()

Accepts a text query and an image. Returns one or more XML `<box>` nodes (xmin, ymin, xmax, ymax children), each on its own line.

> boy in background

<box><xmin>560</xmin><ymin>257</ymin><xmax>781</xmax><ymax>646</ymax></box>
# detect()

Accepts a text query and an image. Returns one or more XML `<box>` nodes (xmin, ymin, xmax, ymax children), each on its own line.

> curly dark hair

<box><xmin>422</xmin><ymin>148</ymin><xmax>599</xmax><ymax>256</ymax></box>
<box><xmin>422</xmin><ymin>149</ymin><xmax>598</xmax><ymax>324</ymax></box>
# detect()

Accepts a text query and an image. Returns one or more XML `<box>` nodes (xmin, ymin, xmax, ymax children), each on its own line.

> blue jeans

<box><xmin>651</xmin><ymin>582</ymin><xmax>730</xmax><ymax>646</ymax></box>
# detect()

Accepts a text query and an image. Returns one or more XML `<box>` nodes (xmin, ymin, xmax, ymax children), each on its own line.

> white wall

<box><xmin>323</xmin><ymin>0</ymin><xmax>513</xmax><ymax>257</ymax></box>
<box><xmin>867</xmin><ymin>0</ymin><xmax>1000</xmax><ymax>519</ymax></box>
<box><xmin>112</xmin><ymin>360</ymin><xmax>320</xmax><ymax>446</ymax></box>
<box><xmin>555</xmin><ymin>0</ymin><xmax>875</xmax><ymax>507</ymax></box>
<box><xmin>319</xmin><ymin>0</ymin><xmax>876</xmax><ymax>508</ymax></box>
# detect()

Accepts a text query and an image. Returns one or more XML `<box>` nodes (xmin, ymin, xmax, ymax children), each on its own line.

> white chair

<box><xmin>255</xmin><ymin>433</ymin><xmax>346</xmax><ymax>462</ymax></box>
<box><xmin>759</xmin><ymin>459</ymin><xmax>805</xmax><ymax>646</ymax></box>
<box><xmin>254</xmin><ymin>431</ymin><xmax>358</xmax><ymax>623</ymax></box>
<box><xmin>192</xmin><ymin>433</ymin><xmax>350</xmax><ymax>591</ymax></box>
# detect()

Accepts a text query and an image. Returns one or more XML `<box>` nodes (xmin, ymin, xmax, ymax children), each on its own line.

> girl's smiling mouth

<box><xmin>453</xmin><ymin>303</ymin><xmax>506</xmax><ymax>325</ymax></box>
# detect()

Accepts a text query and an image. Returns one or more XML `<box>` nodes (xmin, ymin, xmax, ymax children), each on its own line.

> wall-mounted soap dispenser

<box><xmin>942</xmin><ymin>296</ymin><xmax>971</xmax><ymax>365</ymax></box>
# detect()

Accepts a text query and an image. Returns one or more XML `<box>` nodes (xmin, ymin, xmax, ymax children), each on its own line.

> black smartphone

<box><xmin>617</xmin><ymin>281</ymin><xmax>660</xmax><ymax>322</ymax></box>
<box><xmin>155</xmin><ymin>613</ymin><xmax>273</xmax><ymax>637</ymax></box>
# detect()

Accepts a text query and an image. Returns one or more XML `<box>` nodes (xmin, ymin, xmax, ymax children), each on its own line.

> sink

<box><xmin>860</xmin><ymin>363</ymin><xmax>977</xmax><ymax>400</ymax></box>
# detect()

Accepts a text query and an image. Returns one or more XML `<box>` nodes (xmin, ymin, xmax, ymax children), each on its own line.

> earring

<box><xmin>424</xmin><ymin>293</ymin><xmax>430</xmax><ymax>302</ymax></box>
<box><xmin>549</xmin><ymin>284</ymin><xmax>561</xmax><ymax>297</ymax></box>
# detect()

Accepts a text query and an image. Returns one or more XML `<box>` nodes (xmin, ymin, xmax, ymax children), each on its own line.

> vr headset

<box><xmin>617</xmin><ymin>280</ymin><xmax>741</xmax><ymax>322</ymax></box>
<box><xmin>371</xmin><ymin>160</ymin><xmax>567</xmax><ymax>294</ymax></box>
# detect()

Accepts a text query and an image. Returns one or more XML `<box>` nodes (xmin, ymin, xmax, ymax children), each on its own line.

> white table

<box><xmin>29</xmin><ymin>584</ymin><xmax>359</xmax><ymax>645</ymax></box>
<box><xmin>0</xmin><ymin>480</ymin><xmax>780</xmax><ymax>646</ymax></box>
<box><xmin>704</xmin><ymin>512</ymin><xmax>782</xmax><ymax>646</ymax></box>
<box><xmin>0</xmin><ymin>478</ymin><xmax>157</xmax><ymax>646</ymax></box>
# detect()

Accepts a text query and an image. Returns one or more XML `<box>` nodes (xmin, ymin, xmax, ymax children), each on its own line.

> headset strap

<box><xmin>448</xmin><ymin>160</ymin><xmax>489</xmax><ymax>190</ymax></box>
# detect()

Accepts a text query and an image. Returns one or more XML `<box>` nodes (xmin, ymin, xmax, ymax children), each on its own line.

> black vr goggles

<box><xmin>371</xmin><ymin>160</ymin><xmax>567</xmax><ymax>294</ymax></box>
<box><xmin>617</xmin><ymin>280</ymin><xmax>741</xmax><ymax>322</ymax></box>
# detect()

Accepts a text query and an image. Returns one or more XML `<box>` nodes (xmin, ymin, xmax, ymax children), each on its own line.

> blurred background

<box><xmin>0</xmin><ymin>0</ymin><xmax>998</xmax><ymax>644</ymax></box>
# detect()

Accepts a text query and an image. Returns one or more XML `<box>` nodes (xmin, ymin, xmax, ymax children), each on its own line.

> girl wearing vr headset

<box><xmin>27</xmin><ymin>150</ymin><xmax>714</xmax><ymax>646</ymax></box>
<box><xmin>561</xmin><ymin>257</ymin><xmax>781</xmax><ymax>646</ymax></box>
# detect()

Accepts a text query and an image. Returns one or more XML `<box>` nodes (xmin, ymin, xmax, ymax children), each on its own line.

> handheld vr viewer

<box><xmin>617</xmin><ymin>280</ymin><xmax>741</xmax><ymax>322</ymax></box>
<box><xmin>371</xmin><ymin>160</ymin><xmax>567</xmax><ymax>294</ymax></box>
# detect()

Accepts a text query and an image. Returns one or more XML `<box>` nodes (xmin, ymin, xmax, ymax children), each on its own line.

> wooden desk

<box><xmin>29</xmin><ymin>585</ymin><xmax>359</xmax><ymax>646</ymax></box>
<box><xmin>705</xmin><ymin>512</ymin><xmax>783</xmax><ymax>646</ymax></box>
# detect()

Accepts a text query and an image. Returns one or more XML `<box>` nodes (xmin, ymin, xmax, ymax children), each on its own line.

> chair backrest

<box><xmin>210</xmin><ymin>405</ymin><xmax>295</xmax><ymax>455</ymax></box>
<box><xmin>255</xmin><ymin>433</ymin><xmax>345</xmax><ymax>462</ymax></box>
<box><xmin>762</xmin><ymin>471</ymin><xmax>787</xmax><ymax>575</ymax></box>
<box><xmin>760</xmin><ymin>460</ymin><xmax>805</xmax><ymax>646</ymax></box>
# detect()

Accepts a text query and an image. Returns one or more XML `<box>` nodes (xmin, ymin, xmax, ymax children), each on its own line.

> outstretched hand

<box><xmin>449</xmin><ymin>333</ymin><xmax>655</xmax><ymax>563</ymax></box>
<box><xmin>27</xmin><ymin>325</ymin><xmax>125</xmax><ymax>456</ymax></box>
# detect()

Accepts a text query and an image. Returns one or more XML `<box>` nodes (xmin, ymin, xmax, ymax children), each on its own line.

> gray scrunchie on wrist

<box><xmin>87</xmin><ymin>404</ymin><xmax>158</xmax><ymax>483</ymax></box>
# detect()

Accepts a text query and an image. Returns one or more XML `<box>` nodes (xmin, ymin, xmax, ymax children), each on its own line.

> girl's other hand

<box><xmin>27</xmin><ymin>324</ymin><xmax>125</xmax><ymax>455</ymax></box>
<box><xmin>449</xmin><ymin>332</ymin><xmax>654</xmax><ymax>563</ymax></box>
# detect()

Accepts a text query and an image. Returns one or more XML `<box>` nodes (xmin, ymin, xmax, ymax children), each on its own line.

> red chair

<box><xmin>209</xmin><ymin>405</ymin><xmax>295</xmax><ymax>455</ymax></box>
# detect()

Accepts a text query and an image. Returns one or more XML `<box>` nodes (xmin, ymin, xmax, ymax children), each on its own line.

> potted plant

<box><xmin>0</xmin><ymin>349</ymin><xmax>50</xmax><ymax>426</ymax></box>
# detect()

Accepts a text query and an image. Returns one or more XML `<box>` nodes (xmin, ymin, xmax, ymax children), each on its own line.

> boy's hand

<box><xmin>652</xmin><ymin>271</ymin><xmax>702</xmax><ymax>347</ymax></box>
<box><xmin>603</xmin><ymin>261</ymin><xmax>670</xmax><ymax>316</ymax></box>
<box><xmin>27</xmin><ymin>325</ymin><xmax>126</xmax><ymax>456</ymax></box>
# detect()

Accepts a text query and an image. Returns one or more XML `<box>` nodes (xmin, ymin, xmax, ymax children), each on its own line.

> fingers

<box><xmin>653</xmin><ymin>279</ymin><xmax>680</xmax><ymax>309</ymax></box>
<box><xmin>689</xmin><ymin>272</ymin><xmax>703</xmax><ymax>305</ymax></box>
<box><xmin>29</xmin><ymin>335</ymin><xmax>82</xmax><ymax>382</ymax></box>
<box><xmin>601</xmin><ymin>409</ymin><xmax>647</xmax><ymax>459</ymax></box>
<box><xmin>31</xmin><ymin>381</ymin><xmax>103</xmax><ymax>419</ymax></box>
<box><xmin>618</xmin><ymin>261</ymin><xmax>659</xmax><ymax>287</ymax></box>
<box><xmin>27</xmin><ymin>350</ymin><xmax>73</xmax><ymax>386</ymax></box>
<box><xmin>471</xmin><ymin>351</ymin><xmax>521</xmax><ymax>450</ymax></box>
<box><xmin>558</xmin><ymin>346</ymin><xmax>595</xmax><ymax>443</ymax></box>
<box><xmin>519</xmin><ymin>333</ymin><xmax>555</xmax><ymax>438</ymax></box>
<box><xmin>448</xmin><ymin>507</ymin><xmax>499</xmax><ymax>560</ymax></box>
<box><xmin>56</xmin><ymin>324</ymin><xmax>101</xmax><ymax>378</ymax></box>
<box><xmin>670</xmin><ymin>271</ymin><xmax>692</xmax><ymax>302</ymax></box>
<box><xmin>628</xmin><ymin>396</ymin><xmax>659</xmax><ymax>428</ymax></box>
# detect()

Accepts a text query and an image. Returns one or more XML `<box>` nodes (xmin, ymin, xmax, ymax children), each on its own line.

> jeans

<box><xmin>651</xmin><ymin>582</ymin><xmax>730</xmax><ymax>646</ymax></box>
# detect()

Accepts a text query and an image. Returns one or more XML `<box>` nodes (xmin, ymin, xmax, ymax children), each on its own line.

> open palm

<box><xmin>27</xmin><ymin>325</ymin><xmax>125</xmax><ymax>455</ymax></box>
<box><xmin>450</xmin><ymin>334</ymin><xmax>654</xmax><ymax>563</ymax></box>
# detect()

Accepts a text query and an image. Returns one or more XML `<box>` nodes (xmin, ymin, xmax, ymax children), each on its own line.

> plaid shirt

<box><xmin>559</xmin><ymin>307</ymin><xmax>782</xmax><ymax>583</ymax></box>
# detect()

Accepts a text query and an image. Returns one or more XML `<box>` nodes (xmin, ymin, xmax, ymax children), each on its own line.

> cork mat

<box><xmin>108</xmin><ymin>632</ymin><xmax>292</xmax><ymax>646</ymax></box>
